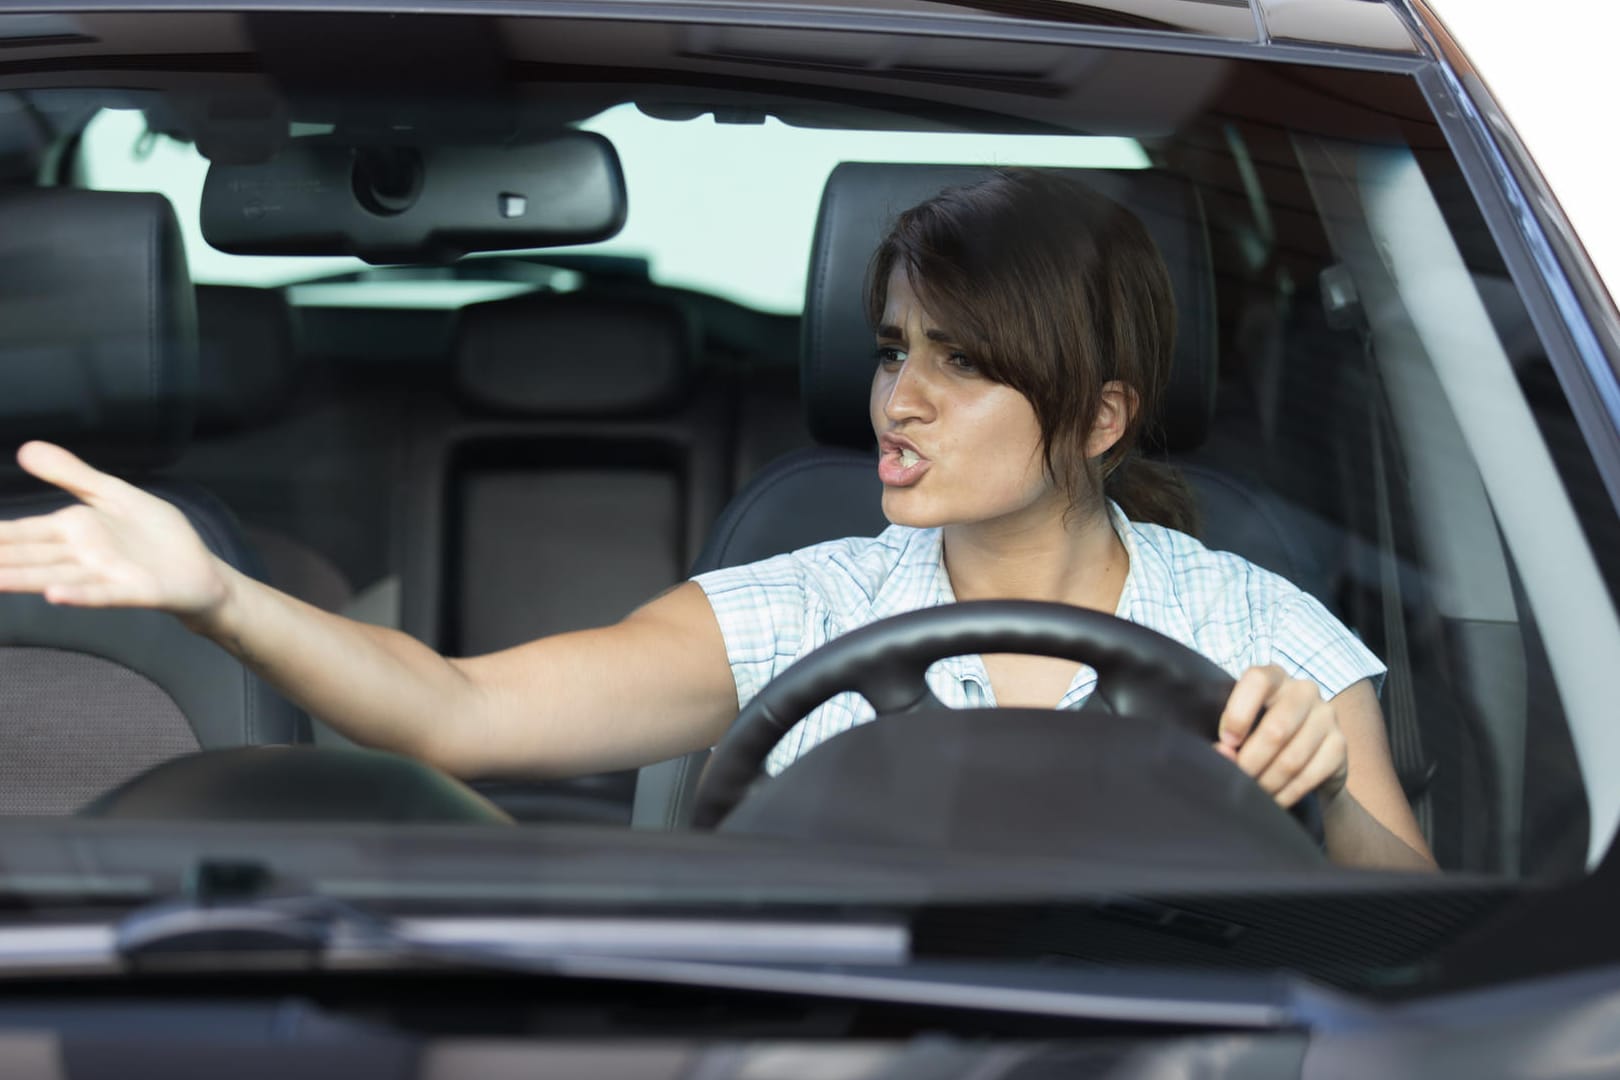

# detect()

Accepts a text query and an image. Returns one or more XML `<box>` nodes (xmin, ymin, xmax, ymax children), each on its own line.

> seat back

<box><xmin>178</xmin><ymin>284</ymin><xmax>355</xmax><ymax>614</ymax></box>
<box><xmin>0</xmin><ymin>188</ymin><xmax>302</xmax><ymax>814</ymax></box>
<box><xmin>633</xmin><ymin>163</ymin><xmax>1321</xmax><ymax>829</ymax></box>
<box><xmin>397</xmin><ymin>291</ymin><xmax>730</xmax><ymax>821</ymax></box>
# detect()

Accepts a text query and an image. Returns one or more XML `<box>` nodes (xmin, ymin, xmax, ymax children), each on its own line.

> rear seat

<box><xmin>182</xmin><ymin>285</ymin><xmax>354</xmax><ymax>614</ymax></box>
<box><xmin>181</xmin><ymin>286</ymin><xmax>441</xmax><ymax>629</ymax></box>
<box><xmin>393</xmin><ymin>291</ymin><xmax>733</xmax><ymax>822</ymax></box>
<box><xmin>180</xmin><ymin>279</ymin><xmax>808</xmax><ymax>808</ymax></box>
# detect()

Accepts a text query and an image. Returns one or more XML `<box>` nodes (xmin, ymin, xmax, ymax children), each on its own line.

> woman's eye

<box><xmin>875</xmin><ymin>346</ymin><xmax>906</xmax><ymax>368</ymax></box>
<box><xmin>947</xmin><ymin>351</ymin><xmax>977</xmax><ymax>373</ymax></box>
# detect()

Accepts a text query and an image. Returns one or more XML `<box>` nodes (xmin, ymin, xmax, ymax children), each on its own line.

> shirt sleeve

<box><xmin>692</xmin><ymin>554</ymin><xmax>813</xmax><ymax>713</ymax></box>
<box><xmin>1262</xmin><ymin>589</ymin><xmax>1388</xmax><ymax>700</ymax></box>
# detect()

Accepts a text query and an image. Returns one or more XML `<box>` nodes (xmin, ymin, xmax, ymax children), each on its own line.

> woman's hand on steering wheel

<box><xmin>1216</xmin><ymin>665</ymin><xmax>1349</xmax><ymax>811</ymax></box>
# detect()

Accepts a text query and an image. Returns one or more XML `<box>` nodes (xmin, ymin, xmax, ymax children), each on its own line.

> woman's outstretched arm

<box><xmin>0</xmin><ymin>441</ymin><xmax>739</xmax><ymax>779</ymax></box>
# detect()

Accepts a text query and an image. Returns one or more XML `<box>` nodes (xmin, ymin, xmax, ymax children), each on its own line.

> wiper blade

<box><xmin>115</xmin><ymin>901</ymin><xmax>911</xmax><ymax>973</ymax></box>
<box><xmin>112</xmin><ymin>857</ymin><xmax>380</xmax><ymax>971</ymax></box>
<box><xmin>107</xmin><ymin>858</ymin><xmax>907</xmax><ymax>973</ymax></box>
<box><xmin>115</xmin><ymin>892</ymin><xmax>380</xmax><ymax>971</ymax></box>
<box><xmin>16</xmin><ymin>859</ymin><xmax>1377</xmax><ymax>1034</ymax></box>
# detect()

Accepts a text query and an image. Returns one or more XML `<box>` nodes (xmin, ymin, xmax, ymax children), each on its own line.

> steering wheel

<box><xmin>691</xmin><ymin>600</ymin><xmax>1319</xmax><ymax>841</ymax></box>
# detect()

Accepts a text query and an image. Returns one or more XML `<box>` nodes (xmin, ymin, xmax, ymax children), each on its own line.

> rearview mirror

<box><xmin>201</xmin><ymin>131</ymin><xmax>626</xmax><ymax>263</ymax></box>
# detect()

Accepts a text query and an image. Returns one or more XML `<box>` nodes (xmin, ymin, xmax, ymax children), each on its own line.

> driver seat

<box><xmin>632</xmin><ymin>163</ymin><xmax>1335</xmax><ymax>829</ymax></box>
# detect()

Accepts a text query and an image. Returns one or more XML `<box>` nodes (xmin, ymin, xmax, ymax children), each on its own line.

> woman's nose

<box><xmin>881</xmin><ymin>358</ymin><xmax>935</xmax><ymax>422</ymax></box>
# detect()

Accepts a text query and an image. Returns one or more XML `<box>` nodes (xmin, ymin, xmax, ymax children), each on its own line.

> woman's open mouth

<box><xmin>878</xmin><ymin>441</ymin><xmax>931</xmax><ymax>487</ymax></box>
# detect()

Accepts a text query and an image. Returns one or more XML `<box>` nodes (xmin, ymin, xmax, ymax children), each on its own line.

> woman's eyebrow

<box><xmin>875</xmin><ymin>324</ymin><xmax>958</xmax><ymax>343</ymax></box>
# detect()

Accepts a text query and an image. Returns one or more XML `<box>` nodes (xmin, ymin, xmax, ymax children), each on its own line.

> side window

<box><xmin>1285</xmin><ymin>135</ymin><xmax>1618</xmax><ymax>876</ymax></box>
<box><xmin>1426</xmin><ymin>162</ymin><xmax>1620</xmax><ymax>877</ymax></box>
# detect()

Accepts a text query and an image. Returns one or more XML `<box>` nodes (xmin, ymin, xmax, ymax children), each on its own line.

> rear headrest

<box><xmin>455</xmin><ymin>292</ymin><xmax>695</xmax><ymax>417</ymax></box>
<box><xmin>194</xmin><ymin>285</ymin><xmax>301</xmax><ymax>434</ymax></box>
<box><xmin>802</xmin><ymin>164</ymin><xmax>1216</xmax><ymax>453</ymax></box>
<box><xmin>0</xmin><ymin>188</ymin><xmax>196</xmax><ymax>472</ymax></box>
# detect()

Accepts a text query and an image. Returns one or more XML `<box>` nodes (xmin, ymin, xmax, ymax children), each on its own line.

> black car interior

<box><xmin>0</xmin><ymin>11</ymin><xmax>1607</xmax><ymax>881</ymax></box>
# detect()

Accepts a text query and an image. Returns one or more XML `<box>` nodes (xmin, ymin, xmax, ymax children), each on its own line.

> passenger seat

<box><xmin>0</xmin><ymin>188</ymin><xmax>304</xmax><ymax>813</ymax></box>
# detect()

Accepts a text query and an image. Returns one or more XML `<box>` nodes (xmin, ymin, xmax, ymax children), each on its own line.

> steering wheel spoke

<box><xmin>857</xmin><ymin>663</ymin><xmax>944</xmax><ymax>717</ymax></box>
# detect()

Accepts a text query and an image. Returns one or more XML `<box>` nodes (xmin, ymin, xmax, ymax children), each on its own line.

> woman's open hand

<box><xmin>0</xmin><ymin>441</ymin><xmax>229</xmax><ymax>620</ymax></box>
<box><xmin>1215</xmin><ymin>664</ymin><xmax>1348</xmax><ymax>808</ymax></box>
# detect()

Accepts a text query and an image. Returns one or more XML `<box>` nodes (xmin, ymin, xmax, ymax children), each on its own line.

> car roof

<box><xmin>0</xmin><ymin>0</ymin><xmax>1422</xmax><ymax>54</ymax></box>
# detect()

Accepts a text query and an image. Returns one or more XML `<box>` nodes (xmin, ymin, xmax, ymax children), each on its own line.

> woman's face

<box><xmin>869</xmin><ymin>268</ymin><xmax>1064</xmax><ymax>531</ymax></box>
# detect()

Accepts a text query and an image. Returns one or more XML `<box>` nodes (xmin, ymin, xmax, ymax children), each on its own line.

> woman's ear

<box><xmin>1085</xmin><ymin>380</ymin><xmax>1139</xmax><ymax>458</ymax></box>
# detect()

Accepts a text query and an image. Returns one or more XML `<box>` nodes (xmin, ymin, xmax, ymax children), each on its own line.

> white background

<box><xmin>1425</xmin><ymin>0</ymin><xmax>1620</xmax><ymax>309</ymax></box>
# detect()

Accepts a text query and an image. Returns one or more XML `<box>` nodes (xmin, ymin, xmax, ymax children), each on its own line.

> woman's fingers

<box><xmin>1233</xmin><ymin>678</ymin><xmax>1320</xmax><ymax>777</ymax></box>
<box><xmin>43</xmin><ymin>582</ymin><xmax>130</xmax><ymax>607</ymax></box>
<box><xmin>1217</xmin><ymin>667</ymin><xmax>1350</xmax><ymax>806</ymax></box>
<box><xmin>1217</xmin><ymin>664</ymin><xmax>1287</xmax><ymax>749</ymax></box>
<box><xmin>0</xmin><ymin>541</ymin><xmax>71</xmax><ymax>568</ymax></box>
<box><xmin>0</xmin><ymin>559</ymin><xmax>154</xmax><ymax>607</ymax></box>
<box><xmin>1273</xmin><ymin>729</ymin><xmax>1349</xmax><ymax>808</ymax></box>
<box><xmin>14</xmin><ymin>441</ymin><xmax>124</xmax><ymax>504</ymax></box>
<box><xmin>0</xmin><ymin>562</ymin><xmax>99</xmax><ymax>592</ymax></box>
<box><xmin>1253</xmin><ymin>705</ymin><xmax>1332</xmax><ymax>797</ymax></box>
<box><xmin>0</xmin><ymin>516</ymin><xmax>64</xmax><ymax>544</ymax></box>
<box><xmin>1218</xmin><ymin>665</ymin><xmax>1318</xmax><ymax>778</ymax></box>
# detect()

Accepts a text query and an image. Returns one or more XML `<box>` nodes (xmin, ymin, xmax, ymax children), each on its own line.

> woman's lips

<box><xmin>878</xmin><ymin>445</ymin><xmax>931</xmax><ymax>487</ymax></box>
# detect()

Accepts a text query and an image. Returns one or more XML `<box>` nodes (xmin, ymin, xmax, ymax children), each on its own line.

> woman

<box><xmin>0</xmin><ymin>170</ymin><xmax>1434</xmax><ymax>869</ymax></box>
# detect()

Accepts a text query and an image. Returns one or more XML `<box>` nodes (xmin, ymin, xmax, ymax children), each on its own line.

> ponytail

<box><xmin>1105</xmin><ymin>453</ymin><xmax>1199</xmax><ymax>536</ymax></box>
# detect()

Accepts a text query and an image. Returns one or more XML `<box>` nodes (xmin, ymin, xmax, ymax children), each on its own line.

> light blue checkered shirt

<box><xmin>694</xmin><ymin>502</ymin><xmax>1386</xmax><ymax>776</ymax></box>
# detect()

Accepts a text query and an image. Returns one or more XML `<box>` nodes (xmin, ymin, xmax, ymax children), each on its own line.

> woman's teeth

<box><xmin>899</xmin><ymin>449</ymin><xmax>920</xmax><ymax>468</ymax></box>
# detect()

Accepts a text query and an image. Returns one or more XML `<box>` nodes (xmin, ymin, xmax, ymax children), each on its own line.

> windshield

<box><xmin>80</xmin><ymin>103</ymin><xmax>1150</xmax><ymax>313</ymax></box>
<box><xmin>0</xmin><ymin>7</ymin><xmax>1617</xmax><ymax>1001</ymax></box>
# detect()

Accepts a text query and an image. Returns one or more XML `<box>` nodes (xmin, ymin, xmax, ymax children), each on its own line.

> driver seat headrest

<box><xmin>454</xmin><ymin>292</ymin><xmax>697</xmax><ymax>417</ymax></box>
<box><xmin>801</xmin><ymin>163</ymin><xmax>1217</xmax><ymax>454</ymax></box>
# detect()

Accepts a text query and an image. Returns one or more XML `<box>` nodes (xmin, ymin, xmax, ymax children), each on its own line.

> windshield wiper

<box><xmin>13</xmin><ymin>858</ymin><xmax>1374</xmax><ymax>1033</ymax></box>
<box><xmin>108</xmin><ymin>857</ymin><xmax>908</xmax><ymax>974</ymax></box>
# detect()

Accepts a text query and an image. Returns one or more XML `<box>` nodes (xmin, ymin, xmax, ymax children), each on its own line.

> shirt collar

<box><xmin>869</xmin><ymin>525</ymin><xmax>951</xmax><ymax>621</ymax></box>
<box><xmin>900</xmin><ymin>501</ymin><xmax>1143</xmax><ymax>700</ymax></box>
<box><xmin>1106</xmin><ymin>497</ymin><xmax>1140</xmax><ymax>623</ymax></box>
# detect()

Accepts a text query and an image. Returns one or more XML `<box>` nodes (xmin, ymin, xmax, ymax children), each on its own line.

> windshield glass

<box><xmin>0</xmin><ymin>7</ymin><xmax>1616</xmax><ymax>998</ymax></box>
<box><xmin>80</xmin><ymin>103</ymin><xmax>1149</xmax><ymax>313</ymax></box>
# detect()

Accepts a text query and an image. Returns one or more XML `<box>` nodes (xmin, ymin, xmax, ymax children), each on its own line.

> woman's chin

<box><xmin>880</xmin><ymin>489</ymin><xmax>948</xmax><ymax>529</ymax></box>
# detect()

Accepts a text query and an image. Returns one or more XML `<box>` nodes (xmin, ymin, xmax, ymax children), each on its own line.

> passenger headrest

<box><xmin>455</xmin><ymin>292</ymin><xmax>695</xmax><ymax>416</ymax></box>
<box><xmin>802</xmin><ymin>164</ymin><xmax>1216</xmax><ymax>453</ymax></box>
<box><xmin>193</xmin><ymin>285</ymin><xmax>301</xmax><ymax>434</ymax></box>
<box><xmin>0</xmin><ymin>188</ymin><xmax>197</xmax><ymax>472</ymax></box>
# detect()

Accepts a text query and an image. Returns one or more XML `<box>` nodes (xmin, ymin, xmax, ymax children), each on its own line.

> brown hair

<box><xmin>864</xmin><ymin>168</ymin><xmax>1197</xmax><ymax>534</ymax></box>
